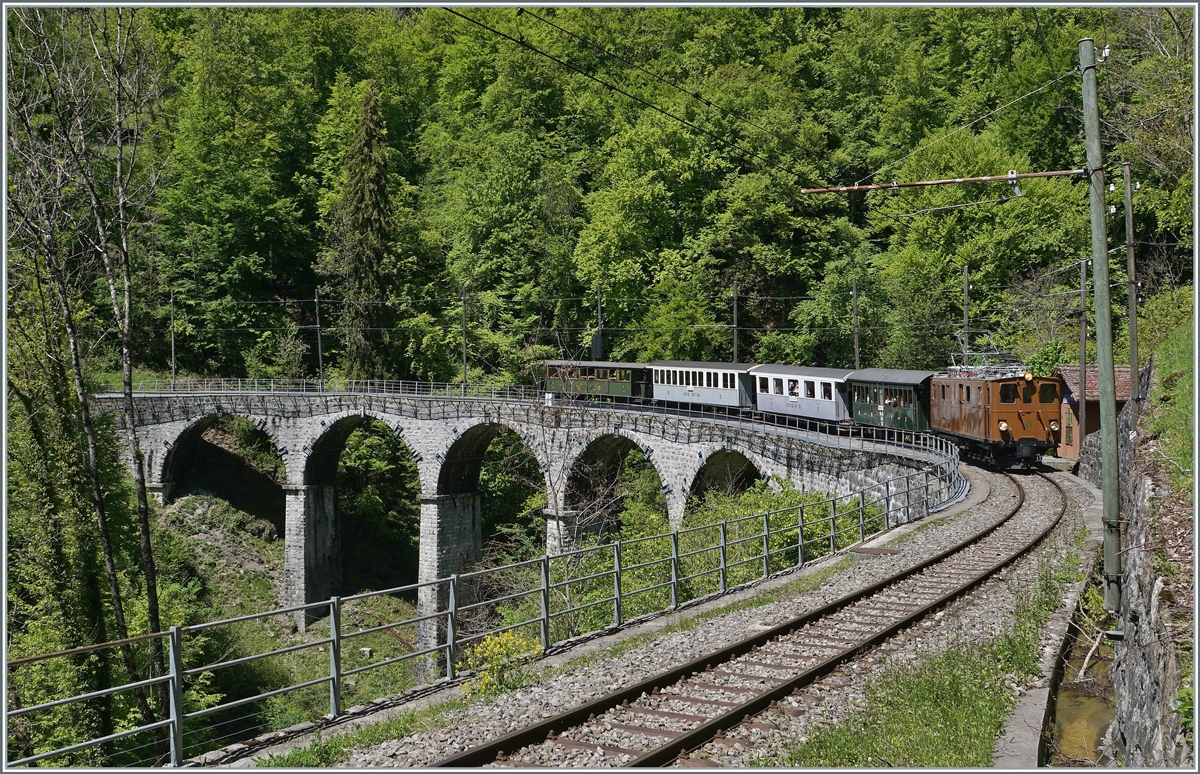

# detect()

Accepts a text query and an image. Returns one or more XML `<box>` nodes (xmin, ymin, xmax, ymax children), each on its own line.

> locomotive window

<box><xmin>804</xmin><ymin>381</ymin><xmax>816</xmax><ymax>399</ymax></box>
<box><xmin>821</xmin><ymin>382</ymin><xmax>833</xmax><ymax>401</ymax></box>
<box><xmin>788</xmin><ymin>379</ymin><xmax>799</xmax><ymax>397</ymax></box>
<box><xmin>1022</xmin><ymin>384</ymin><xmax>1034</xmax><ymax>403</ymax></box>
<box><xmin>773</xmin><ymin>378</ymin><xmax>784</xmax><ymax>395</ymax></box>
<box><xmin>759</xmin><ymin>377</ymin><xmax>768</xmax><ymax>393</ymax></box>
<box><xmin>1000</xmin><ymin>384</ymin><xmax>1017</xmax><ymax>403</ymax></box>
<box><xmin>965</xmin><ymin>385</ymin><xmax>971</xmax><ymax>402</ymax></box>
<box><xmin>1039</xmin><ymin>383</ymin><xmax>1057</xmax><ymax>403</ymax></box>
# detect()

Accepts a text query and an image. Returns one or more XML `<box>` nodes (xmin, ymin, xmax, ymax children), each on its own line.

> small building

<box><xmin>1053</xmin><ymin>364</ymin><xmax>1132</xmax><ymax>460</ymax></box>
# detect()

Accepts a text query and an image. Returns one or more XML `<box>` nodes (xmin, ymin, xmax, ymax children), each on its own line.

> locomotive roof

<box><xmin>651</xmin><ymin>361</ymin><xmax>758</xmax><ymax>372</ymax></box>
<box><xmin>749</xmin><ymin>364</ymin><xmax>854</xmax><ymax>380</ymax></box>
<box><xmin>542</xmin><ymin>360</ymin><xmax>647</xmax><ymax>369</ymax></box>
<box><xmin>847</xmin><ymin>368</ymin><xmax>936</xmax><ymax>386</ymax></box>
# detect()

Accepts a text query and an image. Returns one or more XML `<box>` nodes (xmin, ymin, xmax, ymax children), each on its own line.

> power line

<box><xmin>442</xmin><ymin>8</ymin><xmax>801</xmax><ymax>182</ymax></box>
<box><xmin>855</xmin><ymin>67</ymin><xmax>1080</xmax><ymax>185</ymax></box>
<box><xmin>520</xmin><ymin>7</ymin><xmax>796</xmax><ymax>151</ymax></box>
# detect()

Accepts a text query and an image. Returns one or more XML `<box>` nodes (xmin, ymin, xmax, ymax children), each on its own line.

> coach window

<box><xmin>773</xmin><ymin>378</ymin><xmax>784</xmax><ymax>395</ymax></box>
<box><xmin>758</xmin><ymin>376</ymin><xmax>768</xmax><ymax>393</ymax></box>
<box><xmin>597</xmin><ymin>369</ymin><xmax>607</xmax><ymax>380</ymax></box>
<box><xmin>1039</xmin><ymin>383</ymin><xmax>1057</xmax><ymax>403</ymax></box>
<box><xmin>804</xmin><ymin>381</ymin><xmax>815</xmax><ymax>399</ymax></box>
<box><xmin>788</xmin><ymin>379</ymin><xmax>799</xmax><ymax>397</ymax></box>
<box><xmin>1000</xmin><ymin>383</ymin><xmax>1017</xmax><ymax>403</ymax></box>
<box><xmin>821</xmin><ymin>382</ymin><xmax>832</xmax><ymax>401</ymax></box>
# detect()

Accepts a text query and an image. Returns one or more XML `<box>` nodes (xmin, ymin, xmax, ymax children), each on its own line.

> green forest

<box><xmin>5</xmin><ymin>5</ymin><xmax>1193</xmax><ymax>766</ymax></box>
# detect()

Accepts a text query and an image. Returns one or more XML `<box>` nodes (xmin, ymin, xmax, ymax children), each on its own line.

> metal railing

<box><xmin>5</xmin><ymin>465</ymin><xmax>950</xmax><ymax>768</ymax></box>
<box><xmin>95</xmin><ymin>377</ymin><xmax>963</xmax><ymax>477</ymax></box>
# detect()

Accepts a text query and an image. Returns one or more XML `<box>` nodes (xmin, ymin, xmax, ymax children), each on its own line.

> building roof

<box><xmin>1054</xmin><ymin>364</ymin><xmax>1133</xmax><ymax>401</ymax></box>
<box><xmin>749</xmin><ymin>364</ymin><xmax>855</xmax><ymax>380</ymax></box>
<box><xmin>847</xmin><ymin>368</ymin><xmax>937</xmax><ymax>386</ymax></box>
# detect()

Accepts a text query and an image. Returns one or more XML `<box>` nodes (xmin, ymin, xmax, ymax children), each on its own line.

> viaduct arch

<box><xmin>101</xmin><ymin>392</ymin><xmax>952</xmax><ymax>635</ymax></box>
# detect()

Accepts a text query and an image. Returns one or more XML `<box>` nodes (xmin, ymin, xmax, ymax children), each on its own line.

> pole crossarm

<box><xmin>796</xmin><ymin>168</ymin><xmax>1086</xmax><ymax>195</ymax></box>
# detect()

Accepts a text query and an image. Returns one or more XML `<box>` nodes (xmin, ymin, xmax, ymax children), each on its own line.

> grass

<box><xmin>251</xmin><ymin>555</ymin><xmax>861</xmax><ymax>766</ymax></box>
<box><xmin>772</xmin><ymin>548</ymin><xmax>1080</xmax><ymax>767</ymax></box>
<box><xmin>258</xmin><ymin>699</ymin><xmax>466</xmax><ymax>767</ymax></box>
<box><xmin>1147</xmin><ymin>319</ymin><xmax>1193</xmax><ymax>494</ymax></box>
<box><xmin>552</xmin><ymin>555</ymin><xmax>855</xmax><ymax>670</ymax></box>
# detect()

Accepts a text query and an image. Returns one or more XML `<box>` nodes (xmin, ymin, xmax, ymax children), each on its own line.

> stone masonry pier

<box><xmin>95</xmin><ymin>390</ymin><xmax>955</xmax><ymax>645</ymax></box>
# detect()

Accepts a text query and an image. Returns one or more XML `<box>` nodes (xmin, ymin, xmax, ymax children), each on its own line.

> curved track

<box><xmin>430</xmin><ymin>470</ymin><xmax>1067</xmax><ymax>768</ymax></box>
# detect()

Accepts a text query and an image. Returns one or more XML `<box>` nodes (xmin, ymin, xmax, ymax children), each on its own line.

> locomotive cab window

<box><xmin>1000</xmin><ymin>383</ymin><xmax>1017</xmax><ymax>403</ymax></box>
<box><xmin>1022</xmin><ymin>384</ymin><xmax>1034</xmax><ymax>403</ymax></box>
<box><xmin>1039</xmin><ymin>383</ymin><xmax>1057</xmax><ymax>403</ymax></box>
<box><xmin>821</xmin><ymin>382</ymin><xmax>832</xmax><ymax>400</ymax></box>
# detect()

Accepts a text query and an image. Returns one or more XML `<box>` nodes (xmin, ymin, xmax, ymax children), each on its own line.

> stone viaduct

<box><xmin>95</xmin><ymin>389</ymin><xmax>954</xmax><ymax>629</ymax></box>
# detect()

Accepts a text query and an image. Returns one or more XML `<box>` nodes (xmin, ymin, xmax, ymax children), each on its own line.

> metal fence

<box><xmin>5</xmin><ymin>464</ymin><xmax>951</xmax><ymax>768</ymax></box>
<box><xmin>96</xmin><ymin>377</ymin><xmax>962</xmax><ymax>470</ymax></box>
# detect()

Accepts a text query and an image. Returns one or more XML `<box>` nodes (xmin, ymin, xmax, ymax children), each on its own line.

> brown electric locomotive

<box><xmin>930</xmin><ymin>366</ymin><xmax>1063</xmax><ymax>462</ymax></box>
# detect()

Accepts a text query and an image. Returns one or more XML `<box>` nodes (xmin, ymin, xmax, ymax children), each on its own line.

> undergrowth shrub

<box><xmin>459</xmin><ymin>629</ymin><xmax>541</xmax><ymax>698</ymax></box>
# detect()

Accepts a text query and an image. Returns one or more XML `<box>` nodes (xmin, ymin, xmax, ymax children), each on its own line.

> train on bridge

<box><xmin>542</xmin><ymin>360</ymin><xmax>1063</xmax><ymax>462</ymax></box>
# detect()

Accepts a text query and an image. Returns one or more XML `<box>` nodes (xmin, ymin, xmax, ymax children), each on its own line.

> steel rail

<box><xmin>430</xmin><ymin>469</ymin><xmax>1058</xmax><ymax>768</ymax></box>
<box><xmin>634</xmin><ymin>471</ymin><xmax>1066</xmax><ymax>767</ymax></box>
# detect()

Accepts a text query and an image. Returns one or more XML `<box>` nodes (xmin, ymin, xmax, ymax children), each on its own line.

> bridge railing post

<box><xmin>718</xmin><ymin>522</ymin><xmax>728</xmax><ymax>593</ymax></box>
<box><xmin>797</xmin><ymin>504</ymin><xmax>805</xmax><ymax>565</ymax></box>
<box><xmin>446</xmin><ymin>576</ymin><xmax>458</xmax><ymax>680</ymax></box>
<box><xmin>539</xmin><ymin>556</ymin><xmax>551</xmax><ymax>652</ymax></box>
<box><xmin>762</xmin><ymin>512</ymin><xmax>770</xmax><ymax>578</ymax></box>
<box><xmin>669</xmin><ymin>531</ymin><xmax>680</xmax><ymax>610</ymax></box>
<box><xmin>612</xmin><ymin>541</ymin><xmax>622</xmax><ymax>628</ymax></box>
<box><xmin>329</xmin><ymin>596</ymin><xmax>342</xmax><ymax>718</ymax></box>
<box><xmin>884</xmin><ymin>479</ymin><xmax>891</xmax><ymax>529</ymax></box>
<box><xmin>859</xmin><ymin>490</ymin><xmax>866</xmax><ymax>543</ymax></box>
<box><xmin>829</xmin><ymin>496</ymin><xmax>837</xmax><ymax>555</ymax></box>
<box><xmin>168</xmin><ymin>626</ymin><xmax>184</xmax><ymax>767</ymax></box>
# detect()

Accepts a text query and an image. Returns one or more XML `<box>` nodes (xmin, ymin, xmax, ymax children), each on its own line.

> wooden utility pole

<box><xmin>170</xmin><ymin>290</ymin><xmax>175</xmax><ymax>389</ymax></box>
<box><xmin>1123</xmin><ymin>161</ymin><xmax>1139</xmax><ymax>406</ymax></box>
<box><xmin>1080</xmin><ymin>38</ymin><xmax>1122</xmax><ymax>613</ymax></box>
<box><xmin>461</xmin><ymin>286</ymin><xmax>468</xmax><ymax>397</ymax></box>
<box><xmin>852</xmin><ymin>277</ymin><xmax>860</xmax><ymax>370</ymax></box>
<box><xmin>315</xmin><ymin>290</ymin><xmax>324</xmax><ymax>391</ymax></box>
<box><xmin>1080</xmin><ymin>258</ymin><xmax>1087</xmax><ymax>448</ymax></box>
<box><xmin>962</xmin><ymin>266</ymin><xmax>970</xmax><ymax>361</ymax></box>
<box><xmin>731</xmin><ymin>281</ymin><xmax>738</xmax><ymax>363</ymax></box>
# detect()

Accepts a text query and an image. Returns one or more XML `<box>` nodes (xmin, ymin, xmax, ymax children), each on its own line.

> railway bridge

<box><xmin>94</xmin><ymin>380</ymin><xmax>959</xmax><ymax>621</ymax></box>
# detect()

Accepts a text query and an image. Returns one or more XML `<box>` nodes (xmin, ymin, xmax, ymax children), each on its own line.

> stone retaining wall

<box><xmin>1078</xmin><ymin>361</ymin><xmax>1192</xmax><ymax>767</ymax></box>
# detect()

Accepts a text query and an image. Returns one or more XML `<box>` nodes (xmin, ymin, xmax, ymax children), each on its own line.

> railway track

<box><xmin>431</xmin><ymin>470</ymin><xmax>1067</xmax><ymax>768</ymax></box>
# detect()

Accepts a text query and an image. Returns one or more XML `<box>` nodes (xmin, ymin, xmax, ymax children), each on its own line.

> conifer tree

<box><xmin>321</xmin><ymin>81</ymin><xmax>394</xmax><ymax>379</ymax></box>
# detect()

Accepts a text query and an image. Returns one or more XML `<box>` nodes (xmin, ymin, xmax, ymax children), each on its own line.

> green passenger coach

<box><xmin>846</xmin><ymin>368</ymin><xmax>936</xmax><ymax>431</ymax></box>
<box><xmin>542</xmin><ymin>360</ymin><xmax>652</xmax><ymax>399</ymax></box>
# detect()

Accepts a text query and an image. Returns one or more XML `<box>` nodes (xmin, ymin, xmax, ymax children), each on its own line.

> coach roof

<box><xmin>749</xmin><ymin>364</ymin><xmax>855</xmax><ymax>380</ymax></box>
<box><xmin>651</xmin><ymin>361</ymin><xmax>757</xmax><ymax>372</ymax></box>
<box><xmin>847</xmin><ymin>368</ymin><xmax>937</xmax><ymax>386</ymax></box>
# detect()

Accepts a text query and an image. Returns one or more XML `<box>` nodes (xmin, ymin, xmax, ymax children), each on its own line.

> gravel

<box><xmin>317</xmin><ymin>466</ymin><xmax>1094</xmax><ymax>769</ymax></box>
